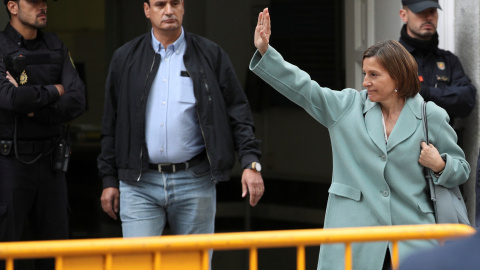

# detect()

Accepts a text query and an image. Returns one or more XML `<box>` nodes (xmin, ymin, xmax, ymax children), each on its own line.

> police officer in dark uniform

<box><xmin>399</xmin><ymin>0</ymin><xmax>477</xmax><ymax>227</ymax></box>
<box><xmin>0</xmin><ymin>0</ymin><xmax>85</xmax><ymax>269</ymax></box>
<box><xmin>399</xmin><ymin>0</ymin><xmax>476</xmax><ymax>134</ymax></box>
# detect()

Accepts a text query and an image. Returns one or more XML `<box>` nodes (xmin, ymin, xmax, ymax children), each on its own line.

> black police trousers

<box><xmin>0</xmin><ymin>151</ymin><xmax>69</xmax><ymax>270</ymax></box>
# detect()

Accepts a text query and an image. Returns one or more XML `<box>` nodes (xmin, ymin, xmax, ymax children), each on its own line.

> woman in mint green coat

<box><xmin>250</xmin><ymin>8</ymin><xmax>470</xmax><ymax>270</ymax></box>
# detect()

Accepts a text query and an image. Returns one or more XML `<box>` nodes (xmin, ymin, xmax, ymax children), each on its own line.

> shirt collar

<box><xmin>150</xmin><ymin>27</ymin><xmax>185</xmax><ymax>54</ymax></box>
<box><xmin>4</xmin><ymin>23</ymin><xmax>43</xmax><ymax>50</ymax></box>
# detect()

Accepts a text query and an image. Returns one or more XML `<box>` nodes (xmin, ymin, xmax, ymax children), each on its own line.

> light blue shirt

<box><xmin>145</xmin><ymin>28</ymin><xmax>204</xmax><ymax>164</ymax></box>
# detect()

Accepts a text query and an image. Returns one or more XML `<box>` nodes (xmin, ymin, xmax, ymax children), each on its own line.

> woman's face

<box><xmin>362</xmin><ymin>56</ymin><xmax>397</xmax><ymax>103</ymax></box>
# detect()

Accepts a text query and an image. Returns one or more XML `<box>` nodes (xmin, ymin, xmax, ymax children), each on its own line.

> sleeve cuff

<box><xmin>240</xmin><ymin>153</ymin><xmax>259</xmax><ymax>169</ymax></box>
<box><xmin>102</xmin><ymin>175</ymin><xmax>119</xmax><ymax>189</ymax></box>
<box><xmin>46</xmin><ymin>85</ymin><xmax>60</xmax><ymax>103</ymax></box>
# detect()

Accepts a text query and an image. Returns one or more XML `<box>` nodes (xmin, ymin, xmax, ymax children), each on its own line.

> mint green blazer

<box><xmin>250</xmin><ymin>47</ymin><xmax>470</xmax><ymax>270</ymax></box>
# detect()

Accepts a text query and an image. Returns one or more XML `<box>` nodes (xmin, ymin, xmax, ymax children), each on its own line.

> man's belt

<box><xmin>148</xmin><ymin>151</ymin><xmax>206</xmax><ymax>173</ymax></box>
<box><xmin>0</xmin><ymin>139</ymin><xmax>55</xmax><ymax>156</ymax></box>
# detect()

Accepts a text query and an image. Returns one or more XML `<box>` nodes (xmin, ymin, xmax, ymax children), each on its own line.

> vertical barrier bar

<box><xmin>6</xmin><ymin>258</ymin><xmax>13</xmax><ymax>270</ymax></box>
<box><xmin>296</xmin><ymin>245</ymin><xmax>305</xmax><ymax>270</ymax></box>
<box><xmin>202</xmin><ymin>250</ymin><xmax>209</xmax><ymax>270</ymax></box>
<box><xmin>249</xmin><ymin>248</ymin><xmax>258</xmax><ymax>270</ymax></box>
<box><xmin>153</xmin><ymin>252</ymin><xmax>161</xmax><ymax>270</ymax></box>
<box><xmin>391</xmin><ymin>241</ymin><xmax>399</xmax><ymax>270</ymax></box>
<box><xmin>344</xmin><ymin>242</ymin><xmax>352</xmax><ymax>270</ymax></box>
<box><xmin>56</xmin><ymin>256</ymin><xmax>63</xmax><ymax>270</ymax></box>
<box><xmin>104</xmin><ymin>253</ymin><xmax>113</xmax><ymax>270</ymax></box>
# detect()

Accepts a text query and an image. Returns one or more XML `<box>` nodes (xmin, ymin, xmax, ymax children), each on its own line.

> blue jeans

<box><xmin>119</xmin><ymin>169</ymin><xmax>216</xmax><ymax>237</ymax></box>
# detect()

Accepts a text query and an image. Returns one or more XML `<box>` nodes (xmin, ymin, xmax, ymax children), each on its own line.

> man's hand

<box><xmin>55</xmin><ymin>84</ymin><xmax>65</xmax><ymax>96</ymax></box>
<box><xmin>100</xmin><ymin>187</ymin><xmax>120</xmax><ymax>220</ymax></box>
<box><xmin>241</xmin><ymin>169</ymin><xmax>264</xmax><ymax>206</ymax></box>
<box><xmin>6</xmin><ymin>71</ymin><xmax>18</xmax><ymax>87</ymax></box>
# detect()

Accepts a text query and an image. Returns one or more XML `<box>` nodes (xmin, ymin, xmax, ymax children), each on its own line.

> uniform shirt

<box><xmin>145</xmin><ymin>28</ymin><xmax>204</xmax><ymax>164</ymax></box>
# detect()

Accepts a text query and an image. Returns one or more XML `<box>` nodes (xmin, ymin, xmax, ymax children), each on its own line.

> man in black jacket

<box><xmin>0</xmin><ymin>0</ymin><xmax>85</xmax><ymax>269</ymax></box>
<box><xmin>97</xmin><ymin>0</ymin><xmax>263</xmax><ymax>246</ymax></box>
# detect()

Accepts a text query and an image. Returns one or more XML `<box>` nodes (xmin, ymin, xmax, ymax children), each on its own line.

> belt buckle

<box><xmin>158</xmin><ymin>163</ymin><xmax>175</xmax><ymax>173</ymax></box>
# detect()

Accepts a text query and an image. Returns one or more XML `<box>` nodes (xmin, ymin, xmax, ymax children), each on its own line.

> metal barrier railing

<box><xmin>0</xmin><ymin>224</ymin><xmax>475</xmax><ymax>270</ymax></box>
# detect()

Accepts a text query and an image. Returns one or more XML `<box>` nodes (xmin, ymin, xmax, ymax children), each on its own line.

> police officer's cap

<box><xmin>402</xmin><ymin>0</ymin><xmax>442</xmax><ymax>13</ymax></box>
<box><xmin>4</xmin><ymin>0</ymin><xmax>57</xmax><ymax>5</ymax></box>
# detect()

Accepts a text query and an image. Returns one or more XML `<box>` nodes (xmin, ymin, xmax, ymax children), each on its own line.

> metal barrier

<box><xmin>0</xmin><ymin>224</ymin><xmax>475</xmax><ymax>270</ymax></box>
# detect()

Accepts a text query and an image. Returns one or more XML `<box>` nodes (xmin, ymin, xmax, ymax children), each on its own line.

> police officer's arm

<box><xmin>97</xmin><ymin>51</ymin><xmax>120</xmax><ymax>220</ymax></box>
<box><xmin>6</xmin><ymin>71</ymin><xmax>64</xmax><ymax>96</ymax></box>
<box><xmin>30</xmin><ymin>44</ymin><xmax>85</xmax><ymax>123</ymax></box>
<box><xmin>420</xmin><ymin>55</ymin><xmax>476</xmax><ymax>118</ymax></box>
<box><xmin>5</xmin><ymin>71</ymin><xmax>64</xmax><ymax>117</ymax></box>
<box><xmin>0</xmin><ymin>56</ymin><xmax>61</xmax><ymax>114</ymax></box>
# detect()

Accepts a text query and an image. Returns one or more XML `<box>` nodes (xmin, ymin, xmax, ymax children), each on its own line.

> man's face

<box><xmin>13</xmin><ymin>0</ymin><xmax>48</xmax><ymax>30</ymax></box>
<box><xmin>144</xmin><ymin>0</ymin><xmax>184</xmax><ymax>35</ymax></box>
<box><xmin>400</xmin><ymin>7</ymin><xmax>438</xmax><ymax>41</ymax></box>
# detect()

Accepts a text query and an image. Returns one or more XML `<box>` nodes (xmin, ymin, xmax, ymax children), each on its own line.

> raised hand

<box><xmin>254</xmin><ymin>8</ymin><xmax>271</xmax><ymax>55</ymax></box>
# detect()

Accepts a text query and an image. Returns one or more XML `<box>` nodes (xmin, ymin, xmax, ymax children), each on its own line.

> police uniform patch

<box><xmin>19</xmin><ymin>70</ymin><xmax>27</xmax><ymax>85</ymax></box>
<box><xmin>437</xmin><ymin>62</ymin><xmax>445</xmax><ymax>70</ymax></box>
<box><xmin>436</xmin><ymin>75</ymin><xmax>449</xmax><ymax>82</ymax></box>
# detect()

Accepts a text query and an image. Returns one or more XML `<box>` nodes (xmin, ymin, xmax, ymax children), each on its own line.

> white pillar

<box><xmin>454</xmin><ymin>0</ymin><xmax>480</xmax><ymax>225</ymax></box>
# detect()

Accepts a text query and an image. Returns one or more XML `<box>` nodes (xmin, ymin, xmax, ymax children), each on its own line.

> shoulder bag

<box><xmin>422</xmin><ymin>101</ymin><xmax>470</xmax><ymax>225</ymax></box>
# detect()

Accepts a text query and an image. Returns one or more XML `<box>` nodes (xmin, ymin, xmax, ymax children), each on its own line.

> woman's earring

<box><xmin>395</xmin><ymin>88</ymin><xmax>398</xmax><ymax>93</ymax></box>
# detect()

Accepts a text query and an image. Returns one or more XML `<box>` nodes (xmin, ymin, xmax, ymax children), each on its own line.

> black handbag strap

<box><xmin>422</xmin><ymin>101</ymin><xmax>437</xmax><ymax>204</ymax></box>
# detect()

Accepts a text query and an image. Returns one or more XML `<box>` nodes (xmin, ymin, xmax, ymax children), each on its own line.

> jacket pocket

<box><xmin>328</xmin><ymin>182</ymin><xmax>362</xmax><ymax>201</ymax></box>
<box><xmin>417</xmin><ymin>200</ymin><xmax>434</xmax><ymax>214</ymax></box>
<box><xmin>189</xmin><ymin>158</ymin><xmax>211</xmax><ymax>178</ymax></box>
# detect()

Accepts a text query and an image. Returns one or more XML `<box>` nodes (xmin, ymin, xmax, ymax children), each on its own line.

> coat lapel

<box><xmin>363</xmin><ymin>98</ymin><xmax>387</xmax><ymax>155</ymax></box>
<box><xmin>386</xmin><ymin>96</ymin><xmax>423</xmax><ymax>152</ymax></box>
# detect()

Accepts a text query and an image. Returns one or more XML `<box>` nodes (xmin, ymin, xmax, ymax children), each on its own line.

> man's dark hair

<box><xmin>5</xmin><ymin>0</ymin><xmax>52</xmax><ymax>19</ymax></box>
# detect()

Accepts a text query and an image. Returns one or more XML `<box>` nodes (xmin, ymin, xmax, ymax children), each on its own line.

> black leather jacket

<box><xmin>98</xmin><ymin>30</ymin><xmax>261</xmax><ymax>188</ymax></box>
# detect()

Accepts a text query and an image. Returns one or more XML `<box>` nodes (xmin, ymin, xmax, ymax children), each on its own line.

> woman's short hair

<box><xmin>363</xmin><ymin>40</ymin><xmax>420</xmax><ymax>98</ymax></box>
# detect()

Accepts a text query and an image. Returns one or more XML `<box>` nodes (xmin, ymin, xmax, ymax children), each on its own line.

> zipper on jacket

<box><xmin>137</xmin><ymin>53</ymin><xmax>158</xmax><ymax>181</ymax></box>
<box><xmin>200</xmin><ymin>68</ymin><xmax>212</xmax><ymax>102</ymax></box>
<box><xmin>195</xmin><ymin>68</ymin><xmax>215</xmax><ymax>182</ymax></box>
<box><xmin>196</xmin><ymin>104</ymin><xmax>214</xmax><ymax>182</ymax></box>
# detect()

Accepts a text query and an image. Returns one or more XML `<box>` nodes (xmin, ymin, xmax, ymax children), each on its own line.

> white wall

<box><xmin>437</xmin><ymin>0</ymin><xmax>456</xmax><ymax>52</ymax></box>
